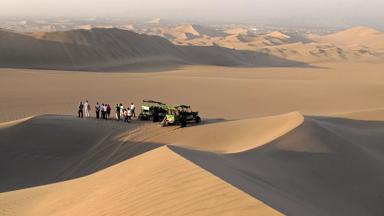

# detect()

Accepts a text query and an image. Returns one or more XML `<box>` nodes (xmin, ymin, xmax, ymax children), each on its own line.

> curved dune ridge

<box><xmin>154</xmin><ymin>112</ymin><xmax>304</xmax><ymax>153</ymax></box>
<box><xmin>336</xmin><ymin>108</ymin><xmax>384</xmax><ymax>121</ymax></box>
<box><xmin>1</xmin><ymin>112</ymin><xmax>384</xmax><ymax>215</ymax></box>
<box><xmin>311</xmin><ymin>26</ymin><xmax>384</xmax><ymax>49</ymax></box>
<box><xmin>0</xmin><ymin>116</ymin><xmax>34</xmax><ymax>129</ymax></box>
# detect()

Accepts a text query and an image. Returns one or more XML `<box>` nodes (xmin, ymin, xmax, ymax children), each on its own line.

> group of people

<box><xmin>78</xmin><ymin>100</ymin><xmax>136</xmax><ymax>122</ymax></box>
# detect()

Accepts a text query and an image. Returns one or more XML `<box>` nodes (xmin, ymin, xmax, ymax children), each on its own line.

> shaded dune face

<box><xmin>0</xmin><ymin>115</ymin><xmax>162</xmax><ymax>192</ymax></box>
<box><xmin>170</xmin><ymin>116</ymin><xmax>384</xmax><ymax>216</ymax></box>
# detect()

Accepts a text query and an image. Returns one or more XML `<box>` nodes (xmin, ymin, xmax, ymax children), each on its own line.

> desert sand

<box><xmin>1</xmin><ymin>61</ymin><xmax>384</xmax><ymax>215</ymax></box>
<box><xmin>1</xmin><ymin>26</ymin><xmax>384</xmax><ymax>216</ymax></box>
<box><xmin>0</xmin><ymin>62</ymin><xmax>383</xmax><ymax>123</ymax></box>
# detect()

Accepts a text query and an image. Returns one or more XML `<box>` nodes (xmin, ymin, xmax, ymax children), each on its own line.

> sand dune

<box><xmin>0</xmin><ymin>28</ymin><xmax>305</xmax><ymax>70</ymax></box>
<box><xmin>1</xmin><ymin>28</ymin><xmax>384</xmax><ymax>214</ymax></box>
<box><xmin>155</xmin><ymin>112</ymin><xmax>304</xmax><ymax>153</ymax></box>
<box><xmin>0</xmin><ymin>115</ymin><xmax>281</xmax><ymax>216</ymax></box>
<box><xmin>2</xmin><ymin>26</ymin><xmax>383</xmax><ymax>70</ymax></box>
<box><xmin>259</xmin><ymin>27</ymin><xmax>384</xmax><ymax>62</ymax></box>
<box><xmin>1</xmin><ymin>62</ymin><xmax>384</xmax><ymax>123</ymax></box>
<box><xmin>161</xmin><ymin>24</ymin><xmax>227</xmax><ymax>41</ymax></box>
<box><xmin>163</xmin><ymin>26</ymin><xmax>384</xmax><ymax>63</ymax></box>
<box><xmin>170</xmin><ymin>115</ymin><xmax>384</xmax><ymax>216</ymax></box>
<box><xmin>0</xmin><ymin>115</ymin><xmax>162</xmax><ymax>192</ymax></box>
<box><xmin>0</xmin><ymin>28</ymin><xmax>185</xmax><ymax>70</ymax></box>
<box><xmin>1</xmin><ymin>110</ymin><xmax>384</xmax><ymax>215</ymax></box>
<box><xmin>311</xmin><ymin>26</ymin><xmax>384</xmax><ymax>50</ymax></box>
<box><xmin>337</xmin><ymin>108</ymin><xmax>384</xmax><ymax>121</ymax></box>
<box><xmin>167</xmin><ymin>24</ymin><xmax>201</xmax><ymax>40</ymax></box>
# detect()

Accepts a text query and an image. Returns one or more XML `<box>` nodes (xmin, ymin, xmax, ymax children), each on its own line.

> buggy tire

<box><xmin>195</xmin><ymin>116</ymin><xmax>201</xmax><ymax>123</ymax></box>
<box><xmin>180</xmin><ymin>119</ymin><xmax>187</xmax><ymax>128</ymax></box>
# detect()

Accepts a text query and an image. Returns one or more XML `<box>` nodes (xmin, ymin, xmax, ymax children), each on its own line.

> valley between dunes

<box><xmin>1</xmin><ymin>61</ymin><xmax>384</xmax><ymax>215</ymax></box>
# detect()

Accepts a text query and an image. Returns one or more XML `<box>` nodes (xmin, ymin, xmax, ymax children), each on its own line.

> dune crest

<box><xmin>311</xmin><ymin>26</ymin><xmax>384</xmax><ymax>49</ymax></box>
<box><xmin>335</xmin><ymin>108</ymin><xmax>384</xmax><ymax>121</ymax></box>
<box><xmin>0</xmin><ymin>116</ymin><xmax>34</xmax><ymax>129</ymax></box>
<box><xmin>154</xmin><ymin>112</ymin><xmax>304</xmax><ymax>153</ymax></box>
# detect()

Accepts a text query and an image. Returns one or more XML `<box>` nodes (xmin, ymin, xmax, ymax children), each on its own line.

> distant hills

<box><xmin>0</xmin><ymin>28</ymin><xmax>305</xmax><ymax>71</ymax></box>
<box><xmin>1</xmin><ymin>26</ymin><xmax>382</xmax><ymax>71</ymax></box>
<box><xmin>162</xmin><ymin>26</ymin><xmax>384</xmax><ymax>63</ymax></box>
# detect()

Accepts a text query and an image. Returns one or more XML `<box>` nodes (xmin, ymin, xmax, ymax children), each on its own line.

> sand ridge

<box><xmin>154</xmin><ymin>112</ymin><xmax>304</xmax><ymax>153</ymax></box>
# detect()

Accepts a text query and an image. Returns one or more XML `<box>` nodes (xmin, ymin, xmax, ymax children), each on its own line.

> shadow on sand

<box><xmin>0</xmin><ymin>115</ymin><xmax>164</xmax><ymax>193</ymax></box>
<box><xmin>0</xmin><ymin>115</ymin><xmax>226</xmax><ymax>193</ymax></box>
<box><xmin>169</xmin><ymin>116</ymin><xmax>384</xmax><ymax>216</ymax></box>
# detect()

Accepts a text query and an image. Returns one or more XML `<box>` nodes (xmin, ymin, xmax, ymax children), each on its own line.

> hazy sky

<box><xmin>1</xmin><ymin>0</ymin><xmax>383</xmax><ymax>28</ymax></box>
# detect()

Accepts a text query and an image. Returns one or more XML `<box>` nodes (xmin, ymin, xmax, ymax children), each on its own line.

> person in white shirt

<box><xmin>103</xmin><ymin>104</ymin><xmax>108</xmax><ymax>120</ymax></box>
<box><xmin>128</xmin><ymin>107</ymin><xmax>133</xmax><ymax>120</ymax></box>
<box><xmin>130</xmin><ymin>102</ymin><xmax>136</xmax><ymax>118</ymax></box>
<box><xmin>119</xmin><ymin>104</ymin><xmax>124</xmax><ymax>119</ymax></box>
<box><xmin>84</xmin><ymin>100</ymin><xmax>91</xmax><ymax>118</ymax></box>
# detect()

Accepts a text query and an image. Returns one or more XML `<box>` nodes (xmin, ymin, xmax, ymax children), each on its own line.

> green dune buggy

<box><xmin>138</xmin><ymin>100</ymin><xmax>168</xmax><ymax>122</ymax></box>
<box><xmin>161</xmin><ymin>104</ymin><xmax>201</xmax><ymax>127</ymax></box>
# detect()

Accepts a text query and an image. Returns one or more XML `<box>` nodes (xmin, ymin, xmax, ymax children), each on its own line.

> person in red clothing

<box><xmin>106</xmin><ymin>104</ymin><xmax>111</xmax><ymax>120</ymax></box>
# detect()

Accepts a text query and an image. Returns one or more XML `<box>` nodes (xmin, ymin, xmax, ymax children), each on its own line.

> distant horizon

<box><xmin>0</xmin><ymin>15</ymin><xmax>383</xmax><ymax>31</ymax></box>
<box><xmin>1</xmin><ymin>0</ymin><xmax>383</xmax><ymax>30</ymax></box>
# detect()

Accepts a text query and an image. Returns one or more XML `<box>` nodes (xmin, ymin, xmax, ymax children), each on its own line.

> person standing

<box><xmin>84</xmin><ymin>100</ymin><xmax>91</xmax><ymax>118</ymax></box>
<box><xmin>128</xmin><ymin>107</ymin><xmax>133</xmax><ymax>121</ymax></box>
<box><xmin>95</xmin><ymin>102</ymin><xmax>101</xmax><ymax>119</ymax></box>
<box><xmin>103</xmin><ymin>104</ymin><xmax>108</xmax><ymax>120</ymax></box>
<box><xmin>130</xmin><ymin>102</ymin><xmax>136</xmax><ymax>118</ymax></box>
<box><xmin>107</xmin><ymin>104</ymin><xmax>111</xmax><ymax>120</ymax></box>
<box><xmin>123</xmin><ymin>109</ymin><xmax>129</xmax><ymax>122</ymax></box>
<box><xmin>101</xmin><ymin>103</ymin><xmax>105</xmax><ymax>119</ymax></box>
<box><xmin>119</xmin><ymin>104</ymin><xmax>124</xmax><ymax>120</ymax></box>
<box><xmin>78</xmin><ymin>102</ymin><xmax>84</xmax><ymax>118</ymax></box>
<box><xmin>116</xmin><ymin>104</ymin><xmax>121</xmax><ymax>121</ymax></box>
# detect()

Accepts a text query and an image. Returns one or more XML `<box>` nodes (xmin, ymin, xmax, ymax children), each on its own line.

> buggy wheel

<box><xmin>153</xmin><ymin>115</ymin><xmax>159</xmax><ymax>122</ymax></box>
<box><xmin>195</xmin><ymin>116</ymin><xmax>201</xmax><ymax>123</ymax></box>
<box><xmin>180</xmin><ymin>119</ymin><xmax>187</xmax><ymax>128</ymax></box>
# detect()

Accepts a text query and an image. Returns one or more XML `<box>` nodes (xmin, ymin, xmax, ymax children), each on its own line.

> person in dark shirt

<box><xmin>95</xmin><ymin>102</ymin><xmax>101</xmax><ymax>119</ymax></box>
<box><xmin>116</xmin><ymin>104</ymin><xmax>121</xmax><ymax>121</ymax></box>
<box><xmin>78</xmin><ymin>102</ymin><xmax>84</xmax><ymax>118</ymax></box>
